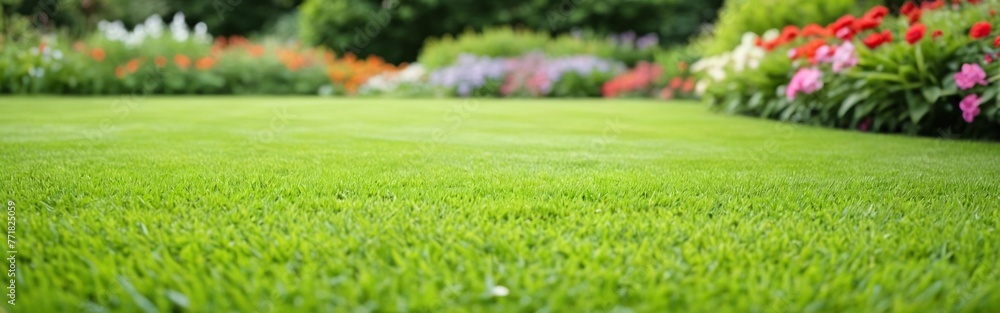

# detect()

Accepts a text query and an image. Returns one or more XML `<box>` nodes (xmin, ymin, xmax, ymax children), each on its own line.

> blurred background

<box><xmin>0</xmin><ymin>0</ymin><xmax>973</xmax><ymax>101</ymax></box>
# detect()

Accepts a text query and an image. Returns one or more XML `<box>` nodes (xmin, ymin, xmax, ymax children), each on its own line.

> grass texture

<box><xmin>1</xmin><ymin>97</ymin><xmax>998</xmax><ymax>313</ymax></box>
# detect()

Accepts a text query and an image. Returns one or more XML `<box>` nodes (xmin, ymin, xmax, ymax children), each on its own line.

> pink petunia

<box><xmin>955</xmin><ymin>64</ymin><xmax>988</xmax><ymax>90</ymax></box>
<box><xmin>959</xmin><ymin>94</ymin><xmax>981</xmax><ymax>123</ymax></box>
<box><xmin>786</xmin><ymin>67</ymin><xmax>824</xmax><ymax>100</ymax></box>
<box><xmin>831</xmin><ymin>42</ymin><xmax>858</xmax><ymax>73</ymax></box>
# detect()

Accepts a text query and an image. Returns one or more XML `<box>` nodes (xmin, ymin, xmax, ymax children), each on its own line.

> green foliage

<box><xmin>3</xmin><ymin>98</ymin><xmax>1000</xmax><ymax>312</ymax></box>
<box><xmin>706</xmin><ymin>0</ymin><xmax>875</xmax><ymax>56</ymax></box>
<box><xmin>417</xmin><ymin>27</ymin><xmax>659</xmax><ymax>69</ymax></box>
<box><xmin>300</xmin><ymin>0</ymin><xmax>724</xmax><ymax>64</ymax></box>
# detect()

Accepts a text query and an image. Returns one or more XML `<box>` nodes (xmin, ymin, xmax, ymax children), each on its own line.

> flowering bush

<box><xmin>426</xmin><ymin>53</ymin><xmax>624</xmax><ymax>98</ymax></box>
<box><xmin>698</xmin><ymin>0</ymin><xmax>1000</xmax><ymax>139</ymax></box>
<box><xmin>418</xmin><ymin>27</ymin><xmax>661</xmax><ymax>70</ymax></box>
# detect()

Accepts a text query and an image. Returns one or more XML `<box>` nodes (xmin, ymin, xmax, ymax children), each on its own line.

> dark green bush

<box><xmin>2</xmin><ymin>0</ymin><xmax>298</xmax><ymax>37</ymax></box>
<box><xmin>300</xmin><ymin>0</ymin><xmax>724</xmax><ymax>64</ymax></box>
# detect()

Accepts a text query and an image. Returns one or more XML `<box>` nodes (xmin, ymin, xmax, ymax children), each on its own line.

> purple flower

<box><xmin>959</xmin><ymin>94</ymin><xmax>981</xmax><ymax>123</ymax></box>
<box><xmin>786</xmin><ymin>67</ymin><xmax>823</xmax><ymax>100</ymax></box>
<box><xmin>636</xmin><ymin>33</ymin><xmax>659</xmax><ymax>50</ymax></box>
<box><xmin>955</xmin><ymin>64</ymin><xmax>988</xmax><ymax>90</ymax></box>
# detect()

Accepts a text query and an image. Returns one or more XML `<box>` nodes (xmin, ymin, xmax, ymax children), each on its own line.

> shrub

<box><xmin>706</xmin><ymin>0</ymin><xmax>880</xmax><ymax>56</ymax></box>
<box><xmin>417</xmin><ymin>27</ymin><xmax>660</xmax><ymax>69</ymax></box>
<box><xmin>698</xmin><ymin>0</ymin><xmax>1000</xmax><ymax>139</ymax></box>
<box><xmin>299</xmin><ymin>0</ymin><xmax>724</xmax><ymax>64</ymax></box>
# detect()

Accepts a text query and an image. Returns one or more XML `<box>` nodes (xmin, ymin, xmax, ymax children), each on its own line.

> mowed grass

<box><xmin>1</xmin><ymin>97</ymin><xmax>999</xmax><ymax>313</ymax></box>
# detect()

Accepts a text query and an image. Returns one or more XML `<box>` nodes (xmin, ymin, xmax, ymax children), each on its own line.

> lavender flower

<box><xmin>636</xmin><ymin>33</ymin><xmax>659</xmax><ymax>50</ymax></box>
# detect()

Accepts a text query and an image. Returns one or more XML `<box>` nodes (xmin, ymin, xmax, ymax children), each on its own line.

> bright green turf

<box><xmin>1</xmin><ymin>97</ymin><xmax>999</xmax><ymax>313</ymax></box>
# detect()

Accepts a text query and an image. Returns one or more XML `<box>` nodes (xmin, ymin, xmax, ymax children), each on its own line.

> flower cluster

<box><xmin>427</xmin><ymin>53</ymin><xmax>623</xmax><ymax>97</ymax></box>
<box><xmin>691</xmin><ymin>33</ymin><xmax>767</xmax><ymax>91</ymax></box>
<box><xmin>97</xmin><ymin>13</ymin><xmax>210</xmax><ymax>47</ymax></box>
<box><xmin>601</xmin><ymin>61</ymin><xmax>661</xmax><ymax>97</ymax></box>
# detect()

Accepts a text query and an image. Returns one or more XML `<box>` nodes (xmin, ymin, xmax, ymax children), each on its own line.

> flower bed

<box><xmin>695</xmin><ymin>0</ymin><xmax>1000</xmax><ymax>139</ymax></box>
<box><xmin>1</xmin><ymin>13</ymin><xmax>402</xmax><ymax>96</ymax></box>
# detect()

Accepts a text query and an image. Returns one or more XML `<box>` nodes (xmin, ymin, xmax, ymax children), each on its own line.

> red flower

<box><xmin>681</xmin><ymin>77</ymin><xmax>696</xmax><ymax>93</ymax></box>
<box><xmin>864</xmin><ymin>5</ymin><xmax>889</xmax><ymax>20</ymax></box>
<box><xmin>801</xmin><ymin>24</ymin><xmax>830</xmax><ymax>38</ymax></box>
<box><xmin>863</xmin><ymin>32</ymin><xmax>889</xmax><ymax>49</ymax></box>
<box><xmin>970</xmin><ymin>22</ymin><xmax>992</xmax><ymax>39</ymax></box>
<box><xmin>920</xmin><ymin>0</ymin><xmax>944</xmax><ymax>10</ymax></box>
<box><xmin>901</xmin><ymin>2</ymin><xmax>918</xmax><ymax>15</ymax></box>
<box><xmin>780</xmin><ymin>25</ymin><xmax>799</xmax><ymax>42</ymax></box>
<box><xmin>828</xmin><ymin>15</ymin><xmax>855</xmax><ymax>35</ymax></box>
<box><xmin>669</xmin><ymin>77</ymin><xmax>682</xmax><ymax>89</ymax></box>
<box><xmin>932</xmin><ymin>30</ymin><xmax>943</xmax><ymax>39</ymax></box>
<box><xmin>796</xmin><ymin>39</ymin><xmax>827</xmax><ymax>62</ymax></box>
<box><xmin>906</xmin><ymin>9</ymin><xmax>922</xmax><ymax>24</ymax></box>
<box><xmin>852</xmin><ymin>17</ymin><xmax>881</xmax><ymax>32</ymax></box>
<box><xmin>994</xmin><ymin>35</ymin><xmax>1000</xmax><ymax>47</ymax></box>
<box><xmin>906</xmin><ymin>23</ymin><xmax>926</xmax><ymax>44</ymax></box>
<box><xmin>882</xmin><ymin>30</ymin><xmax>893</xmax><ymax>43</ymax></box>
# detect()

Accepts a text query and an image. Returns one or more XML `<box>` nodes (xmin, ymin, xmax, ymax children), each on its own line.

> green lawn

<box><xmin>1</xmin><ymin>97</ymin><xmax>998</xmax><ymax>313</ymax></box>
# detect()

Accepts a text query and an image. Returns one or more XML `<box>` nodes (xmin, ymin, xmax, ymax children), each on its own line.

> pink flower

<box><xmin>959</xmin><ymin>94</ymin><xmax>981</xmax><ymax>123</ymax></box>
<box><xmin>786</xmin><ymin>67</ymin><xmax>824</xmax><ymax>100</ymax></box>
<box><xmin>831</xmin><ymin>42</ymin><xmax>858</xmax><ymax>73</ymax></box>
<box><xmin>954</xmin><ymin>64</ymin><xmax>988</xmax><ymax>90</ymax></box>
<box><xmin>814</xmin><ymin>46</ymin><xmax>833</xmax><ymax>63</ymax></box>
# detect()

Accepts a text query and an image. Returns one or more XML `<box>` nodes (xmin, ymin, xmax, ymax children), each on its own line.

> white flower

<box><xmin>28</xmin><ymin>67</ymin><xmax>45</xmax><ymax>78</ymax></box>
<box><xmin>193</xmin><ymin>22</ymin><xmax>211</xmax><ymax>43</ymax></box>
<box><xmin>170</xmin><ymin>13</ymin><xmax>189</xmax><ymax>42</ymax></box>
<box><xmin>144</xmin><ymin>14</ymin><xmax>164</xmax><ymax>38</ymax></box>
<box><xmin>489</xmin><ymin>286</ymin><xmax>509</xmax><ymax>297</ymax></box>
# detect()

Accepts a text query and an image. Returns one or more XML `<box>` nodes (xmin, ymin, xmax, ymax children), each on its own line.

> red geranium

<box><xmin>906</xmin><ymin>9</ymin><xmax>922</xmax><ymax>24</ymax></box>
<box><xmin>780</xmin><ymin>25</ymin><xmax>799</xmax><ymax>42</ymax></box>
<box><xmin>932</xmin><ymin>30</ymin><xmax>943</xmax><ymax>39</ymax></box>
<box><xmin>801</xmin><ymin>24</ymin><xmax>830</xmax><ymax>38</ymax></box>
<box><xmin>856</xmin><ymin>17</ymin><xmax>881</xmax><ymax>31</ymax></box>
<box><xmin>994</xmin><ymin>35</ymin><xmax>1000</xmax><ymax>47</ymax></box>
<box><xmin>920</xmin><ymin>0</ymin><xmax>944</xmax><ymax>10</ymax></box>
<box><xmin>828</xmin><ymin>15</ymin><xmax>856</xmax><ymax>39</ymax></box>
<box><xmin>901</xmin><ymin>2</ymin><xmax>918</xmax><ymax>15</ymax></box>
<box><xmin>970</xmin><ymin>22</ymin><xmax>992</xmax><ymax>39</ymax></box>
<box><xmin>862</xmin><ymin>31</ymin><xmax>893</xmax><ymax>49</ymax></box>
<box><xmin>906</xmin><ymin>23</ymin><xmax>926</xmax><ymax>44</ymax></box>
<box><xmin>864</xmin><ymin>5</ymin><xmax>889</xmax><ymax>20</ymax></box>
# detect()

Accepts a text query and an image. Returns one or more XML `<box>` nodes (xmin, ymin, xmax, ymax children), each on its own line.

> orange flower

<box><xmin>115</xmin><ymin>66</ymin><xmax>126</xmax><ymax>78</ymax></box>
<box><xmin>91</xmin><ymin>48</ymin><xmax>106</xmax><ymax>62</ymax></box>
<box><xmin>247</xmin><ymin>45</ymin><xmax>265</xmax><ymax>58</ymax></box>
<box><xmin>73</xmin><ymin>41</ymin><xmax>86</xmax><ymax>52</ymax></box>
<box><xmin>155</xmin><ymin>56</ymin><xmax>168</xmax><ymax>68</ymax></box>
<box><xmin>174</xmin><ymin>55</ymin><xmax>191</xmax><ymax>69</ymax></box>
<box><xmin>328</xmin><ymin>68</ymin><xmax>347</xmax><ymax>83</ymax></box>
<box><xmin>125</xmin><ymin>59</ymin><xmax>140</xmax><ymax>73</ymax></box>
<box><xmin>195</xmin><ymin>57</ymin><xmax>216</xmax><ymax>70</ymax></box>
